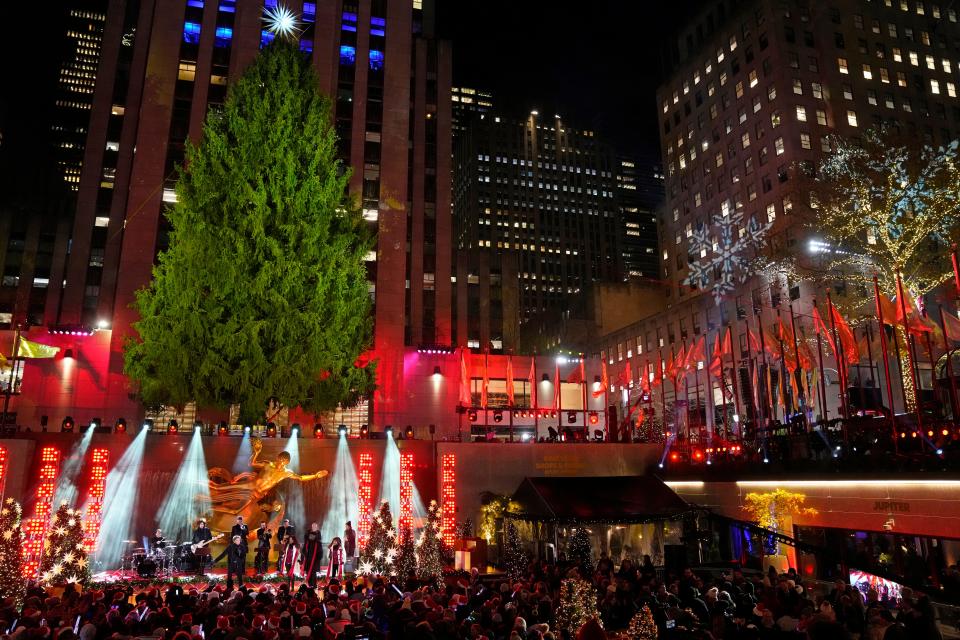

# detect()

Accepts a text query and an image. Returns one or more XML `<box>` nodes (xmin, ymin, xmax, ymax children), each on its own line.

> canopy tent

<box><xmin>509</xmin><ymin>475</ymin><xmax>694</xmax><ymax>524</ymax></box>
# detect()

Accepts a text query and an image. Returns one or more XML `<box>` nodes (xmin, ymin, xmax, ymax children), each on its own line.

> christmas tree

<box><xmin>124</xmin><ymin>37</ymin><xmax>376</xmax><ymax>422</ymax></box>
<box><xmin>503</xmin><ymin>522</ymin><xmax>527</xmax><ymax>583</ymax></box>
<box><xmin>416</xmin><ymin>500</ymin><xmax>446</xmax><ymax>588</ymax></box>
<box><xmin>626</xmin><ymin>605</ymin><xmax>658</xmax><ymax>639</ymax></box>
<box><xmin>394</xmin><ymin>524</ymin><xmax>417</xmax><ymax>583</ymax></box>
<box><xmin>0</xmin><ymin>498</ymin><xmax>26</xmax><ymax>607</ymax></box>
<box><xmin>359</xmin><ymin>502</ymin><xmax>398</xmax><ymax>576</ymax></box>
<box><xmin>555</xmin><ymin>578</ymin><xmax>601</xmax><ymax>635</ymax></box>
<box><xmin>39</xmin><ymin>502</ymin><xmax>90</xmax><ymax>586</ymax></box>
<box><xmin>568</xmin><ymin>526</ymin><xmax>594</xmax><ymax>575</ymax></box>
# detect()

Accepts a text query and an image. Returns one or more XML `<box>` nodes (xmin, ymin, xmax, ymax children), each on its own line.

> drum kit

<box><xmin>121</xmin><ymin>538</ymin><xmax>203</xmax><ymax>578</ymax></box>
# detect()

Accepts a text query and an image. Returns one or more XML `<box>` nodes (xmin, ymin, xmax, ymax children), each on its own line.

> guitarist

<box><xmin>191</xmin><ymin>518</ymin><xmax>213</xmax><ymax>574</ymax></box>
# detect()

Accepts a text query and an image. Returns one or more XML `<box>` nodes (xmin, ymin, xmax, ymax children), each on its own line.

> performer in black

<box><xmin>214</xmin><ymin>534</ymin><xmax>247</xmax><ymax>590</ymax></box>
<box><xmin>275</xmin><ymin>519</ymin><xmax>294</xmax><ymax>571</ymax></box>
<box><xmin>151</xmin><ymin>529</ymin><xmax>166</xmax><ymax>551</ymax></box>
<box><xmin>191</xmin><ymin>518</ymin><xmax>213</xmax><ymax>575</ymax></box>
<box><xmin>300</xmin><ymin>522</ymin><xmax>323</xmax><ymax>587</ymax></box>
<box><xmin>231</xmin><ymin>516</ymin><xmax>249</xmax><ymax>550</ymax></box>
<box><xmin>254</xmin><ymin>522</ymin><xmax>272</xmax><ymax>574</ymax></box>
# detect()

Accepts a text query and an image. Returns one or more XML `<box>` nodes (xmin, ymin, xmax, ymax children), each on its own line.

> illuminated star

<box><xmin>51</xmin><ymin>563</ymin><xmax>63</xmax><ymax>576</ymax></box>
<box><xmin>63</xmin><ymin>552</ymin><xmax>75</xmax><ymax>564</ymax></box>
<box><xmin>373</xmin><ymin>549</ymin><xmax>383</xmax><ymax>560</ymax></box>
<box><xmin>54</xmin><ymin>526</ymin><xmax>67</xmax><ymax>536</ymax></box>
<box><xmin>66</xmin><ymin>576</ymin><xmax>79</xmax><ymax>584</ymax></box>
<box><xmin>1</xmin><ymin>508</ymin><xmax>8</xmax><ymax>516</ymax></box>
<box><xmin>359</xmin><ymin>561</ymin><xmax>374</xmax><ymax>575</ymax></box>
<box><xmin>262</xmin><ymin>4</ymin><xmax>301</xmax><ymax>39</ymax></box>
<box><xmin>75</xmin><ymin>543</ymin><xmax>85</xmax><ymax>551</ymax></box>
<box><xmin>387</xmin><ymin>529</ymin><xmax>396</xmax><ymax>539</ymax></box>
<box><xmin>68</xmin><ymin>518</ymin><xmax>77</xmax><ymax>527</ymax></box>
<box><xmin>2</xmin><ymin>530</ymin><xmax>12</xmax><ymax>541</ymax></box>
<box><xmin>77</xmin><ymin>557</ymin><xmax>88</xmax><ymax>569</ymax></box>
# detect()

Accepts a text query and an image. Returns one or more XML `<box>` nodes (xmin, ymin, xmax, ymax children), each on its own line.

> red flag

<box><xmin>828</xmin><ymin>304</ymin><xmax>860</xmax><ymax>366</ymax></box>
<box><xmin>566</xmin><ymin>359</ymin><xmax>585</xmax><ymax>384</ymax></box>
<box><xmin>777</xmin><ymin>319</ymin><xmax>798</xmax><ymax>372</ymax></box>
<box><xmin>640</xmin><ymin>361</ymin><xmax>651</xmax><ymax>393</ymax></box>
<box><xmin>459</xmin><ymin>349</ymin><xmax>472</xmax><ymax>406</ymax></box>
<box><xmin>593</xmin><ymin>361</ymin><xmax>609</xmax><ymax>398</ymax></box>
<box><xmin>552</xmin><ymin>363</ymin><xmax>561</xmax><ymax>410</ymax></box>
<box><xmin>878</xmin><ymin>291</ymin><xmax>935</xmax><ymax>335</ymax></box>
<box><xmin>761</xmin><ymin>324</ymin><xmax>782</xmax><ymax>361</ymax></box>
<box><xmin>481</xmin><ymin>353</ymin><xmax>489</xmax><ymax>409</ymax></box>
<box><xmin>943</xmin><ymin>310</ymin><xmax>960</xmax><ymax>342</ymax></box>
<box><xmin>527</xmin><ymin>358</ymin><xmax>537</xmax><ymax>410</ymax></box>
<box><xmin>506</xmin><ymin>356</ymin><xmax>515</xmax><ymax>406</ymax></box>
<box><xmin>616</xmin><ymin>361</ymin><xmax>633</xmax><ymax>387</ymax></box>
<box><xmin>709</xmin><ymin>333</ymin><xmax>723</xmax><ymax>379</ymax></box>
<box><xmin>667</xmin><ymin>345</ymin><xmax>685</xmax><ymax>381</ymax></box>
<box><xmin>747</xmin><ymin>327</ymin><xmax>763</xmax><ymax>355</ymax></box>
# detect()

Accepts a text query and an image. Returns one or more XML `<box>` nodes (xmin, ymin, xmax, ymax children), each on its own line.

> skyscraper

<box><xmin>451</xmin><ymin>86</ymin><xmax>493</xmax><ymax>142</ymax></box>
<box><xmin>616</xmin><ymin>154</ymin><xmax>663</xmax><ymax>282</ymax></box>
<box><xmin>453</xmin><ymin>110</ymin><xmax>624</xmax><ymax>351</ymax></box>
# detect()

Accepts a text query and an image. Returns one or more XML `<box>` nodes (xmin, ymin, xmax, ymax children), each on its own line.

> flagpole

<box><xmin>874</xmin><ymin>276</ymin><xmax>898</xmax><ymax>453</ymax></box>
<box><xmin>692</xmin><ymin>339</ymin><xmax>703</xmax><ymax>443</ymax></box>
<box><xmin>681</xmin><ymin>339</ymin><xmax>691</xmax><ymax>441</ymax></box>
<box><xmin>726</xmin><ymin>326</ymin><xmax>743</xmax><ymax>440</ymax></box>
<box><xmin>865</xmin><ymin>321</ymin><xmax>878</xmax><ymax>413</ymax></box>
<box><xmin>952</xmin><ymin>243</ymin><xmax>960</xmax><ymax>296</ymax></box>
<box><xmin>1</xmin><ymin>324</ymin><xmax>21</xmax><ymax>433</ymax></box>
<box><xmin>603</xmin><ymin>361</ymin><xmax>610</xmax><ymax>443</ymax></box>
<box><xmin>508</xmin><ymin>352</ymin><xmax>514</xmax><ymax>443</ymax></box>
<box><xmin>895</xmin><ymin>270</ymin><xmax>924</xmax><ymax>432</ymax></box>
<box><xmin>853</xmin><ymin>326</ymin><xmax>868</xmax><ymax>417</ymax></box>
<box><xmin>775</xmin><ymin>309</ymin><xmax>791</xmax><ymax>419</ymax></box>
<box><xmin>938</xmin><ymin>307</ymin><xmax>959</xmax><ymax>422</ymax></box>
<box><xmin>754</xmin><ymin>314</ymin><xmax>772</xmax><ymax>427</ymax></box>
<box><xmin>533</xmin><ymin>352</ymin><xmax>539</xmax><ymax>442</ymax></box>
<box><xmin>658</xmin><ymin>353</ymin><xmax>667</xmax><ymax>440</ymax></box>
<box><xmin>825</xmin><ymin>291</ymin><xmax>851</xmax><ymax>429</ymax></box>
<box><xmin>788</xmin><ymin>304</ymin><xmax>805</xmax><ymax>425</ymax></box>
<box><xmin>579</xmin><ymin>354</ymin><xmax>587</xmax><ymax>439</ymax></box>
<box><xmin>703</xmin><ymin>334</ymin><xmax>713</xmax><ymax>441</ymax></box>
<box><xmin>812</xmin><ymin>298</ymin><xmax>829</xmax><ymax>424</ymax></box>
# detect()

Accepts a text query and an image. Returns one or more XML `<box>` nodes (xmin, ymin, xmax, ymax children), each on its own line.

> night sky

<box><xmin>437</xmin><ymin>0</ymin><xmax>706</xmax><ymax>160</ymax></box>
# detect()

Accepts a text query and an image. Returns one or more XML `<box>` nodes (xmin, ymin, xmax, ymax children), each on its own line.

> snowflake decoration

<box><xmin>68</xmin><ymin>519</ymin><xmax>76</xmax><ymax>527</ymax></box>
<box><xmin>262</xmin><ymin>4</ymin><xmax>301</xmax><ymax>39</ymax></box>
<box><xmin>373</xmin><ymin>549</ymin><xmax>383</xmax><ymax>559</ymax></box>
<box><xmin>685</xmin><ymin>210</ymin><xmax>773</xmax><ymax>306</ymax></box>
<box><xmin>358</xmin><ymin>561</ymin><xmax>374</xmax><ymax>575</ymax></box>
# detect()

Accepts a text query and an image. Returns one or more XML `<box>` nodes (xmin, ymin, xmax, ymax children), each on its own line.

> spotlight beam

<box><xmin>53</xmin><ymin>427</ymin><xmax>95</xmax><ymax>508</ymax></box>
<box><xmin>157</xmin><ymin>429</ymin><xmax>211</xmax><ymax>544</ymax></box>
<box><xmin>322</xmin><ymin>433</ymin><xmax>358</xmax><ymax>544</ymax></box>
<box><xmin>97</xmin><ymin>426</ymin><xmax>149</xmax><ymax>569</ymax></box>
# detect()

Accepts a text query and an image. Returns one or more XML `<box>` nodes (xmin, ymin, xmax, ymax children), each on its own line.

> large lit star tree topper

<box><xmin>0</xmin><ymin>498</ymin><xmax>26</xmax><ymax>607</ymax></box>
<box><xmin>39</xmin><ymin>502</ymin><xmax>90</xmax><ymax>587</ymax></box>
<box><xmin>124</xmin><ymin>21</ymin><xmax>375</xmax><ymax>423</ymax></box>
<box><xmin>686</xmin><ymin>208</ymin><xmax>773</xmax><ymax>306</ymax></box>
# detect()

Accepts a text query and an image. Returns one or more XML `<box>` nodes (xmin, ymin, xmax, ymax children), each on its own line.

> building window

<box><xmin>800</xmin><ymin>133</ymin><xmax>811</xmax><ymax>149</ymax></box>
<box><xmin>792</xmin><ymin>79</ymin><xmax>803</xmax><ymax>95</ymax></box>
<box><xmin>811</xmin><ymin>82</ymin><xmax>823</xmax><ymax>99</ymax></box>
<box><xmin>796</xmin><ymin>106</ymin><xmax>807</xmax><ymax>121</ymax></box>
<box><xmin>816</xmin><ymin>109</ymin><xmax>827</xmax><ymax>125</ymax></box>
<box><xmin>775</xmin><ymin>137</ymin><xmax>785</xmax><ymax>155</ymax></box>
<box><xmin>931</xmin><ymin>79</ymin><xmax>941</xmax><ymax>94</ymax></box>
<box><xmin>862</xmin><ymin>63</ymin><xmax>872</xmax><ymax>80</ymax></box>
<box><xmin>838</xmin><ymin>57</ymin><xmax>849</xmax><ymax>74</ymax></box>
<box><xmin>847</xmin><ymin>110</ymin><xmax>858</xmax><ymax>126</ymax></box>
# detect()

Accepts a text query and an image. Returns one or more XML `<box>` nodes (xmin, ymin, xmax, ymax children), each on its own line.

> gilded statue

<box><xmin>207</xmin><ymin>438</ymin><xmax>328</xmax><ymax>537</ymax></box>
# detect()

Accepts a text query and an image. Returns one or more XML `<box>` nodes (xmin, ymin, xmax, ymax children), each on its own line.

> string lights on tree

<box><xmin>359</xmin><ymin>502</ymin><xmax>398</xmax><ymax>576</ymax></box>
<box><xmin>0</xmin><ymin>498</ymin><xmax>26</xmax><ymax>608</ymax></box>
<box><xmin>625</xmin><ymin>605</ymin><xmax>658</xmax><ymax>640</ymax></box>
<box><xmin>503</xmin><ymin>522</ymin><xmax>527</xmax><ymax>583</ymax></box>
<box><xmin>556</xmin><ymin>577</ymin><xmax>602</xmax><ymax>636</ymax></box>
<box><xmin>415</xmin><ymin>500</ymin><xmax>446</xmax><ymax>588</ymax></box>
<box><xmin>39</xmin><ymin>502</ymin><xmax>91</xmax><ymax>587</ymax></box>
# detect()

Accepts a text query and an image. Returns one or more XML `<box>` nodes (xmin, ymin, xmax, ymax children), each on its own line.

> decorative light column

<box><xmin>440</xmin><ymin>453</ymin><xmax>457</xmax><ymax>546</ymax></box>
<box><xmin>22</xmin><ymin>446</ymin><xmax>61</xmax><ymax>577</ymax></box>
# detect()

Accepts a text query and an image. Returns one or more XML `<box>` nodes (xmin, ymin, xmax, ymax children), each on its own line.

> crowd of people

<box><xmin>0</xmin><ymin>553</ymin><xmax>951</xmax><ymax>640</ymax></box>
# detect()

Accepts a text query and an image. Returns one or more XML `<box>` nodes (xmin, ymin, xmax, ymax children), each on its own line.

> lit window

<box><xmin>897</xmin><ymin>72</ymin><xmax>907</xmax><ymax>87</ymax></box>
<box><xmin>931</xmin><ymin>79</ymin><xmax>941</xmax><ymax>94</ymax></box>
<box><xmin>893</xmin><ymin>48</ymin><xmax>902</xmax><ymax>62</ymax></box>
<box><xmin>821</xmin><ymin>137</ymin><xmax>831</xmax><ymax>152</ymax></box>
<box><xmin>879</xmin><ymin>68</ymin><xmax>889</xmax><ymax>83</ymax></box>
<box><xmin>94</xmin><ymin>216</ymin><xmax>110</xmax><ymax>227</ymax></box>
<box><xmin>847</xmin><ymin>110</ymin><xmax>858</xmax><ymax>126</ymax></box>
<box><xmin>775</xmin><ymin>137</ymin><xmax>785</xmax><ymax>155</ymax></box>
<box><xmin>796</xmin><ymin>105</ymin><xmax>807</xmax><ymax>121</ymax></box>
<box><xmin>944</xmin><ymin>59</ymin><xmax>953</xmax><ymax>73</ymax></box>
<box><xmin>862</xmin><ymin>63</ymin><xmax>873</xmax><ymax>79</ymax></box>
<box><xmin>768</xmin><ymin>84</ymin><xmax>777</xmax><ymax>101</ymax></box>
<box><xmin>838</xmin><ymin>57</ymin><xmax>849</xmax><ymax>74</ymax></box>
<box><xmin>800</xmin><ymin>133</ymin><xmax>811</xmax><ymax>149</ymax></box>
<box><xmin>868</xmin><ymin>90</ymin><xmax>878</xmax><ymax>105</ymax></box>
<box><xmin>177</xmin><ymin>62</ymin><xmax>196</xmax><ymax>82</ymax></box>
<box><xmin>183</xmin><ymin>21</ymin><xmax>201</xmax><ymax>44</ymax></box>
<box><xmin>766</xmin><ymin>203</ymin><xmax>776</xmax><ymax>222</ymax></box>
<box><xmin>741</xmin><ymin>132</ymin><xmax>751</xmax><ymax>148</ymax></box>
<box><xmin>811</xmin><ymin>82</ymin><xmax>823</xmax><ymax>98</ymax></box>
<box><xmin>926</xmin><ymin>54</ymin><xmax>936</xmax><ymax>70</ymax></box>
<box><xmin>162</xmin><ymin>188</ymin><xmax>177</xmax><ymax>203</ymax></box>
<box><xmin>749</xmin><ymin>70</ymin><xmax>758</xmax><ymax>87</ymax></box>
<box><xmin>729</xmin><ymin>34</ymin><xmax>738</xmax><ymax>51</ymax></box>
<box><xmin>339</xmin><ymin>45</ymin><xmax>356</xmax><ymax>65</ymax></box>
<box><xmin>105</xmin><ymin>141</ymin><xmax>119</xmax><ymax>152</ymax></box>
<box><xmin>948</xmin><ymin>82</ymin><xmax>957</xmax><ymax>97</ymax></box>
<box><xmin>910</xmin><ymin>51</ymin><xmax>919</xmax><ymax>66</ymax></box>
<box><xmin>771</xmin><ymin>111</ymin><xmax>781</xmax><ymax>128</ymax></box>
<box><xmin>793</xmin><ymin>79</ymin><xmax>803</xmax><ymax>95</ymax></box>
<box><xmin>369</xmin><ymin>50</ymin><xmax>384</xmax><ymax>71</ymax></box>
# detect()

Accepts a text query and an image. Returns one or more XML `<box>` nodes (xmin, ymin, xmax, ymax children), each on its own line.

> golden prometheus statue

<box><xmin>207</xmin><ymin>437</ymin><xmax>328</xmax><ymax>537</ymax></box>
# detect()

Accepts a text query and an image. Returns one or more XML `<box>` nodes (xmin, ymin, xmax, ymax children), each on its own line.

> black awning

<box><xmin>509</xmin><ymin>475</ymin><xmax>692</xmax><ymax>524</ymax></box>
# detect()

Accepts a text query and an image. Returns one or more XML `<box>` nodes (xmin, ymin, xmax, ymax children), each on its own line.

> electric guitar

<box><xmin>191</xmin><ymin>533</ymin><xmax>225</xmax><ymax>553</ymax></box>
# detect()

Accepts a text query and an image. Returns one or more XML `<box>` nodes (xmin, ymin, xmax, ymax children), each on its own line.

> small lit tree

<box><xmin>625</xmin><ymin>605</ymin><xmax>658</xmax><ymax>640</ymax></box>
<box><xmin>394</xmin><ymin>524</ymin><xmax>417</xmax><ymax>583</ymax></box>
<box><xmin>556</xmin><ymin>577</ymin><xmax>601</xmax><ymax>635</ymax></box>
<box><xmin>416</xmin><ymin>500</ymin><xmax>446</xmax><ymax>588</ymax></box>
<box><xmin>503</xmin><ymin>522</ymin><xmax>527</xmax><ymax>583</ymax></box>
<box><xmin>358</xmin><ymin>502</ymin><xmax>398</xmax><ymax>576</ymax></box>
<box><xmin>568</xmin><ymin>525</ymin><xmax>593</xmax><ymax>575</ymax></box>
<box><xmin>39</xmin><ymin>502</ymin><xmax>90</xmax><ymax>586</ymax></box>
<box><xmin>0</xmin><ymin>498</ymin><xmax>26</xmax><ymax>607</ymax></box>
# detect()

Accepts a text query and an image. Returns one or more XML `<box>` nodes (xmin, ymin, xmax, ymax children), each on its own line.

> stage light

<box><xmin>379</xmin><ymin>430</ymin><xmax>403</xmax><ymax>520</ymax></box>
<box><xmin>542</xmin><ymin>373</ymin><xmax>550</xmax><ymax>382</ymax></box>
<box><xmin>937</xmin><ymin>448</ymin><xmax>944</xmax><ymax>455</ymax></box>
<box><xmin>266</xmin><ymin>422</ymin><xmax>278</xmax><ymax>437</ymax></box>
<box><xmin>96</xmin><ymin>318</ymin><xmax>109</xmax><ymax>329</ymax></box>
<box><xmin>323</xmin><ymin>425</ymin><xmax>359</xmax><ymax>546</ymax></box>
<box><xmin>385</xmin><ymin>425</ymin><xmax>394</xmax><ymax>436</ymax></box>
<box><xmin>911</xmin><ymin>431</ymin><xmax>917</xmax><ymax>438</ymax></box>
<box><xmin>167</xmin><ymin>419</ymin><xmax>179</xmax><ymax>434</ymax></box>
<box><xmin>658</xmin><ymin>462</ymin><xmax>664</xmax><ymax>468</ymax></box>
<box><xmin>928</xmin><ymin>430</ymin><xmax>934</xmax><ymax>437</ymax></box>
<box><xmin>333</xmin><ymin>424</ymin><xmax>343</xmax><ymax>438</ymax></box>
<box><xmin>693</xmin><ymin>450</ymin><xmax>703</xmax><ymax>461</ymax></box>
<box><xmin>193</xmin><ymin>420</ymin><xmax>203</xmax><ymax>431</ymax></box>
<box><xmin>291</xmin><ymin>423</ymin><xmax>301</xmax><ymax>437</ymax></box>
<box><xmin>244</xmin><ymin>425</ymin><xmax>251</xmax><ymax>433</ymax></box>
<box><xmin>943</xmin><ymin>429</ymin><xmax>949</xmax><ymax>436</ymax></box>
<box><xmin>98</xmin><ymin>423</ymin><xmax>148</xmax><ymax>568</ymax></box>
<box><xmin>61</xmin><ymin>416</ymin><xmax>75</xmax><ymax>432</ymax></box>
<box><xmin>567</xmin><ymin>411</ymin><xmax>576</xmax><ymax>424</ymax></box>
<box><xmin>115</xmin><ymin>418</ymin><xmax>127</xmax><ymax>433</ymax></box>
<box><xmin>670</xmin><ymin>452</ymin><xmax>679</xmax><ymax>462</ymax></box>
<box><xmin>763</xmin><ymin>457</ymin><xmax>770</xmax><ymax>463</ymax></box>
<box><xmin>521</xmin><ymin>432</ymin><xmax>531</xmax><ymax>442</ymax></box>
<box><xmin>357</xmin><ymin>452</ymin><xmax>373</xmax><ymax>547</ymax></box>
<box><xmin>440</xmin><ymin>453</ymin><xmax>457</xmax><ymax>546</ymax></box>
<box><xmin>158</xmin><ymin>427</ymin><xmax>210</xmax><ymax>546</ymax></box>
<box><xmin>360</xmin><ymin>424</ymin><xmax>369</xmax><ymax>438</ymax></box>
<box><xmin>433</xmin><ymin>366</ymin><xmax>442</xmax><ymax>377</ymax></box>
<box><xmin>493</xmin><ymin>411</ymin><xmax>503</xmax><ymax>423</ymax></box>
<box><xmin>588</xmin><ymin>411</ymin><xmax>599</xmax><ymax>425</ymax></box>
<box><xmin>468</xmin><ymin>410</ymin><xmax>478</xmax><ymax>422</ymax></box>
<box><xmin>217</xmin><ymin>422</ymin><xmax>228</xmax><ymax>436</ymax></box>
<box><xmin>405</xmin><ymin>425</ymin><xmax>414</xmax><ymax>439</ymax></box>
<box><xmin>90</xmin><ymin>417</ymin><xmax>101</xmax><ymax>431</ymax></box>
